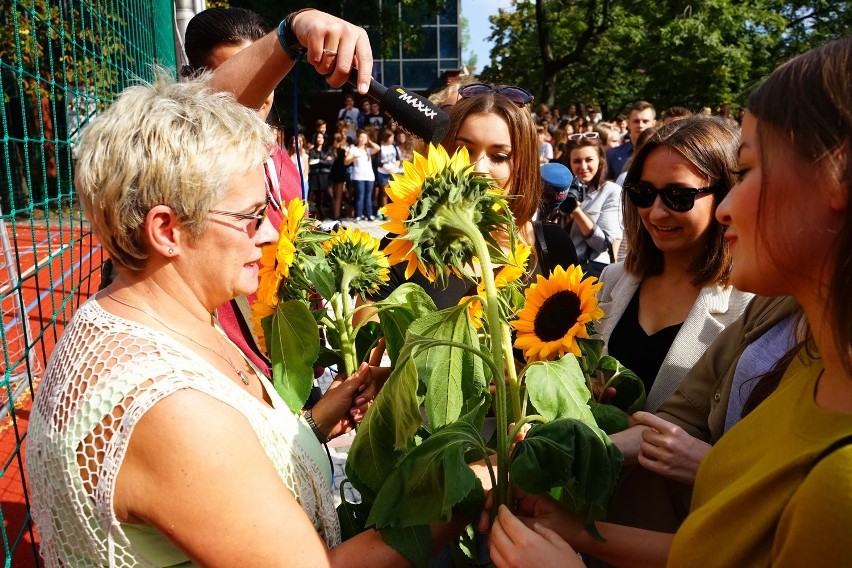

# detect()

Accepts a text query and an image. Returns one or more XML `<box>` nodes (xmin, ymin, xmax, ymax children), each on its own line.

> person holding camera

<box><xmin>565</xmin><ymin>132</ymin><xmax>623</xmax><ymax>278</ymax></box>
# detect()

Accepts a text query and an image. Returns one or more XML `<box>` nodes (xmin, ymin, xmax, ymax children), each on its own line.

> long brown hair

<box><xmin>748</xmin><ymin>37</ymin><xmax>852</xmax><ymax>374</ymax></box>
<box><xmin>442</xmin><ymin>94</ymin><xmax>542</xmax><ymax>227</ymax></box>
<box><xmin>567</xmin><ymin>136</ymin><xmax>608</xmax><ymax>190</ymax></box>
<box><xmin>623</xmin><ymin>116</ymin><xmax>737</xmax><ymax>287</ymax></box>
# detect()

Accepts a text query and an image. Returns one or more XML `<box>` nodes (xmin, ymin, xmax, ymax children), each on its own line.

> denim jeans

<box><xmin>354</xmin><ymin>179</ymin><xmax>373</xmax><ymax>218</ymax></box>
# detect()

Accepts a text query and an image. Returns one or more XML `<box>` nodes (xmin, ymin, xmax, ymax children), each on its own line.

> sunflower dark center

<box><xmin>533</xmin><ymin>290</ymin><xmax>582</xmax><ymax>341</ymax></box>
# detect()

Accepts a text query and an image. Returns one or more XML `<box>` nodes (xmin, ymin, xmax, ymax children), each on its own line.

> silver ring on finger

<box><xmin>322</xmin><ymin>48</ymin><xmax>338</xmax><ymax>56</ymax></box>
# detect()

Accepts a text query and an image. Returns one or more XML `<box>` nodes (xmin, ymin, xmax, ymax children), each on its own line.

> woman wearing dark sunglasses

<box><xmin>598</xmin><ymin>115</ymin><xmax>753</xmax><ymax>413</ymax></box>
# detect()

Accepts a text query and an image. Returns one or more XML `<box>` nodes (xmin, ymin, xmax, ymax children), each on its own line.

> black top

<box><xmin>369</xmin><ymin>222</ymin><xmax>579</xmax><ymax>309</ymax></box>
<box><xmin>330</xmin><ymin>147</ymin><xmax>349</xmax><ymax>183</ymax></box>
<box><xmin>308</xmin><ymin>147</ymin><xmax>334</xmax><ymax>175</ymax></box>
<box><xmin>607</xmin><ymin>287</ymin><xmax>683</xmax><ymax>394</ymax></box>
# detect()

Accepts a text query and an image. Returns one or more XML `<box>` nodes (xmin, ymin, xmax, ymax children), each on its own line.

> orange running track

<box><xmin>1</xmin><ymin>219</ymin><xmax>104</xmax><ymax>568</ymax></box>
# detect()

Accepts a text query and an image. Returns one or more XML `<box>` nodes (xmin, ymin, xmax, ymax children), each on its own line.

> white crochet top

<box><xmin>27</xmin><ymin>299</ymin><xmax>341</xmax><ymax>567</ymax></box>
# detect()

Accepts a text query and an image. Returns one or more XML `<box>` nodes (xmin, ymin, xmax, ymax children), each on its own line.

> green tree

<box><xmin>481</xmin><ymin>0</ymin><xmax>850</xmax><ymax>118</ymax></box>
<box><xmin>1</xmin><ymin>1</ymin><xmax>132</xmax><ymax>209</ymax></box>
<box><xmin>460</xmin><ymin>15</ymin><xmax>478</xmax><ymax>70</ymax></box>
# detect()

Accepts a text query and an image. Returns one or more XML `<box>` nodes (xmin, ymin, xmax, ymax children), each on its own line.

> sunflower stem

<box><xmin>450</xmin><ymin>214</ymin><xmax>513</xmax><ymax>512</ymax></box>
<box><xmin>501</xmin><ymin>323</ymin><xmax>522</xmax><ymax>422</ymax></box>
<box><xmin>333</xmin><ymin>267</ymin><xmax>359</xmax><ymax>378</ymax></box>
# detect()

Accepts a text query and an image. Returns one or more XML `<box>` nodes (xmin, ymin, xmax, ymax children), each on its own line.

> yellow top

<box><xmin>669</xmin><ymin>350</ymin><xmax>852</xmax><ymax>567</ymax></box>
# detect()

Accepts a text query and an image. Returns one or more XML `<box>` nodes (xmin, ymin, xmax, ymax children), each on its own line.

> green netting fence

<box><xmin>1</xmin><ymin>1</ymin><xmax>176</xmax><ymax>565</ymax></box>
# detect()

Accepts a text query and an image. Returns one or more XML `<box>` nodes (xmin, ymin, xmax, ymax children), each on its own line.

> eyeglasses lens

<box><xmin>499</xmin><ymin>86</ymin><xmax>534</xmax><ymax>105</ymax></box>
<box><xmin>625</xmin><ymin>182</ymin><xmax>702</xmax><ymax>213</ymax></box>
<box><xmin>255</xmin><ymin>199</ymin><xmax>270</xmax><ymax>230</ymax></box>
<box><xmin>458</xmin><ymin>84</ymin><xmax>533</xmax><ymax>106</ymax></box>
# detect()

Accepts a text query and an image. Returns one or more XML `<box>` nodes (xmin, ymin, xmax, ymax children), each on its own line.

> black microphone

<box><xmin>348</xmin><ymin>70</ymin><xmax>450</xmax><ymax>143</ymax></box>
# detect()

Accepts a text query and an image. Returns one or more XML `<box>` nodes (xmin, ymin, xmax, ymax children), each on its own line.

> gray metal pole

<box><xmin>174</xmin><ymin>0</ymin><xmax>205</xmax><ymax>70</ymax></box>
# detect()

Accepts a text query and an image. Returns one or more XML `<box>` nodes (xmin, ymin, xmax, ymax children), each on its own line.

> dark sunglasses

<box><xmin>457</xmin><ymin>83</ymin><xmax>534</xmax><ymax>106</ymax></box>
<box><xmin>209</xmin><ymin>195</ymin><xmax>270</xmax><ymax>231</ymax></box>
<box><xmin>623</xmin><ymin>181</ymin><xmax>715</xmax><ymax>212</ymax></box>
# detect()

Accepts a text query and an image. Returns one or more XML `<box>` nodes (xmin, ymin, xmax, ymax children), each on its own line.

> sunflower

<box><xmin>380</xmin><ymin>144</ymin><xmax>514</xmax><ymax>286</ymax></box>
<box><xmin>257</xmin><ymin>198</ymin><xmax>311</xmax><ymax>307</ymax></box>
<box><xmin>463</xmin><ymin>242</ymin><xmax>532</xmax><ymax>328</ymax></box>
<box><xmin>322</xmin><ymin>227</ymin><xmax>390</xmax><ymax>296</ymax></box>
<box><xmin>281</xmin><ymin>197</ymin><xmax>308</xmax><ymax>246</ymax></box>
<box><xmin>511</xmin><ymin>265</ymin><xmax>604</xmax><ymax>361</ymax></box>
<box><xmin>250</xmin><ymin>299</ymin><xmax>276</xmax><ymax>353</ymax></box>
<box><xmin>256</xmin><ymin>233</ymin><xmax>296</xmax><ymax>307</ymax></box>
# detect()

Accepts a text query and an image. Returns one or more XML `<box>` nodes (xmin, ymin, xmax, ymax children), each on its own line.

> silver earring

<box><xmin>168</xmin><ymin>247</ymin><xmax>174</xmax><ymax>255</ymax></box>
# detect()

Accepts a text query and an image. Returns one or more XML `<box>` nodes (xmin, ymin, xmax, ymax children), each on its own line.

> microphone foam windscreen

<box><xmin>381</xmin><ymin>87</ymin><xmax>451</xmax><ymax>143</ymax></box>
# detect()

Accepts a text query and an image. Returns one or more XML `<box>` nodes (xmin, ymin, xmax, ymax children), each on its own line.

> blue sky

<box><xmin>461</xmin><ymin>0</ymin><xmax>512</xmax><ymax>72</ymax></box>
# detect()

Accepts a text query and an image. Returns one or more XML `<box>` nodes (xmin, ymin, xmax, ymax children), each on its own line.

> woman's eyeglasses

<box><xmin>568</xmin><ymin>132</ymin><xmax>599</xmax><ymax>141</ymax></box>
<box><xmin>623</xmin><ymin>181</ymin><xmax>715</xmax><ymax>212</ymax></box>
<box><xmin>210</xmin><ymin>196</ymin><xmax>270</xmax><ymax>231</ymax></box>
<box><xmin>457</xmin><ymin>83</ymin><xmax>534</xmax><ymax>106</ymax></box>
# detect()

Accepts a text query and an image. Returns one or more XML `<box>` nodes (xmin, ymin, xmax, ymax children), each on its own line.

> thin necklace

<box><xmin>106</xmin><ymin>291</ymin><xmax>253</xmax><ymax>386</ymax></box>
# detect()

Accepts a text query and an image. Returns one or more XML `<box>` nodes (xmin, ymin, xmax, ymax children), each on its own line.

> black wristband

<box><xmin>278</xmin><ymin>9</ymin><xmax>311</xmax><ymax>61</ymax></box>
<box><xmin>304</xmin><ymin>408</ymin><xmax>329</xmax><ymax>443</ymax></box>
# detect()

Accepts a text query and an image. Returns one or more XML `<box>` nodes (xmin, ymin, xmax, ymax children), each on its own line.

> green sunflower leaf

<box><xmin>336</xmin><ymin>486</ymin><xmax>371</xmax><ymax>541</ymax></box>
<box><xmin>375</xmin><ymin>283</ymin><xmax>437</xmax><ymax>365</ymax></box>
<box><xmin>597</xmin><ymin>356</ymin><xmax>647</xmax><ymax>414</ymax></box>
<box><xmin>268</xmin><ymin>299</ymin><xmax>320</xmax><ymax>413</ymax></box>
<box><xmin>577</xmin><ymin>337</ymin><xmax>605</xmax><ymax>377</ymax></box>
<box><xmin>345</xmin><ymin>354</ymin><xmax>423</xmax><ymax>500</ymax></box>
<box><xmin>379</xmin><ymin>525</ymin><xmax>432</xmax><ymax>568</ymax></box>
<box><xmin>588</xmin><ymin>400</ymin><xmax>631</xmax><ymax>434</ymax></box>
<box><xmin>525</xmin><ymin>355</ymin><xmax>598</xmax><ymax>431</ymax></box>
<box><xmin>354</xmin><ymin>321</ymin><xmax>382</xmax><ymax>366</ymax></box>
<box><xmin>510</xmin><ymin>418</ymin><xmax>623</xmax><ymax>534</ymax></box>
<box><xmin>367</xmin><ymin>421</ymin><xmax>486</xmax><ymax>529</ymax></box>
<box><xmin>408</xmin><ymin>303</ymin><xmax>487</xmax><ymax>430</ymax></box>
<box><xmin>314</xmin><ymin>344</ymin><xmax>344</xmax><ymax>371</ymax></box>
<box><xmin>302</xmin><ymin>254</ymin><xmax>336</xmax><ymax>300</ymax></box>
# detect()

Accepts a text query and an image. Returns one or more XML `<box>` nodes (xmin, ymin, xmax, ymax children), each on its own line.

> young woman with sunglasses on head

<box><xmin>366</xmin><ymin>83</ymin><xmax>579</xmax><ymax>310</ymax></box>
<box><xmin>447</xmin><ymin>83</ymin><xmax>578</xmax><ymax>274</ymax></box>
<box><xmin>486</xmin><ymin>37</ymin><xmax>852</xmax><ymax>568</ymax></box>
<box><xmin>357</xmin><ymin>84</ymin><xmax>580</xmax><ymax>421</ymax></box>
<box><xmin>598</xmin><ymin>116</ymin><xmax>753</xmax><ymax>412</ymax></box>
<box><xmin>564</xmin><ymin>131</ymin><xmax>623</xmax><ymax>277</ymax></box>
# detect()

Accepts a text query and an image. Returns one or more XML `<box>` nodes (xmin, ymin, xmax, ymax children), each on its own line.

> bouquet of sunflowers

<box><xmin>251</xmin><ymin>197</ymin><xmax>390</xmax><ymax>410</ymax></box>
<box><xmin>254</xmin><ymin>146</ymin><xmax>645</xmax><ymax>567</ymax></box>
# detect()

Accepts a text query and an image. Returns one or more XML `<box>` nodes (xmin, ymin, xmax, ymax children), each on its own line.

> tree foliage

<box><xmin>481</xmin><ymin>0</ymin><xmax>851</xmax><ymax>116</ymax></box>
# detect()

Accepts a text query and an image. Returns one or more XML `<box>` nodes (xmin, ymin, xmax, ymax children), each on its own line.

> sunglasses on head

<box><xmin>568</xmin><ymin>132</ymin><xmax>599</xmax><ymax>141</ymax></box>
<box><xmin>457</xmin><ymin>83</ymin><xmax>534</xmax><ymax>106</ymax></box>
<box><xmin>623</xmin><ymin>180</ymin><xmax>716</xmax><ymax>212</ymax></box>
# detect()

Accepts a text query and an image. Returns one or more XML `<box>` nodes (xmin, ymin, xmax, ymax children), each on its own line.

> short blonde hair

<box><xmin>75</xmin><ymin>71</ymin><xmax>274</xmax><ymax>271</ymax></box>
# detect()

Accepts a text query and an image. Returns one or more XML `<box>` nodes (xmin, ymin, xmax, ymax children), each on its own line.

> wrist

<box><xmin>303</xmin><ymin>408</ymin><xmax>329</xmax><ymax>443</ymax></box>
<box><xmin>277</xmin><ymin>8</ymin><xmax>314</xmax><ymax>61</ymax></box>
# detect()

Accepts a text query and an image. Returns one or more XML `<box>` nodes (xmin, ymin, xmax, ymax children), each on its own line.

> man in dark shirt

<box><xmin>606</xmin><ymin>100</ymin><xmax>656</xmax><ymax>180</ymax></box>
<box><xmin>366</xmin><ymin>101</ymin><xmax>385</xmax><ymax>130</ymax></box>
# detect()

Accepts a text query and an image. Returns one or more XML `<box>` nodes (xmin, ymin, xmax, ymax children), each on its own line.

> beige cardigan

<box><xmin>596</xmin><ymin>262</ymin><xmax>754</xmax><ymax>412</ymax></box>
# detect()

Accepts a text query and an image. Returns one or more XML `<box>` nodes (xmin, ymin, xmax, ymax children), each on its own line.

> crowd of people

<box><xmin>23</xmin><ymin>4</ymin><xmax>852</xmax><ymax>568</ymax></box>
<box><xmin>294</xmin><ymin>115</ymin><xmax>414</xmax><ymax>221</ymax></box>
